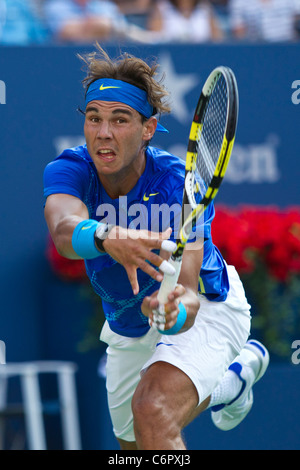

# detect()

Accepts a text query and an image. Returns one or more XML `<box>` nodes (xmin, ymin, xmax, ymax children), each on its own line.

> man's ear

<box><xmin>142</xmin><ymin>116</ymin><xmax>157</xmax><ymax>141</ymax></box>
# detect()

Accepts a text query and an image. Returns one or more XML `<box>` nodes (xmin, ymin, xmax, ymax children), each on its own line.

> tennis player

<box><xmin>43</xmin><ymin>45</ymin><xmax>269</xmax><ymax>450</ymax></box>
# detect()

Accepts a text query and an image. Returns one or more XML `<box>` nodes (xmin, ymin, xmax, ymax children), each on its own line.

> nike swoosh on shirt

<box><xmin>143</xmin><ymin>192</ymin><xmax>159</xmax><ymax>201</ymax></box>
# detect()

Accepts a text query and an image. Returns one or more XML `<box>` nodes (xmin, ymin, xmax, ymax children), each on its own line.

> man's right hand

<box><xmin>102</xmin><ymin>226</ymin><xmax>175</xmax><ymax>295</ymax></box>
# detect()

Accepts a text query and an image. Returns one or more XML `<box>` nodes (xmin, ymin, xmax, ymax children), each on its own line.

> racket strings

<box><xmin>195</xmin><ymin>75</ymin><xmax>228</xmax><ymax>197</ymax></box>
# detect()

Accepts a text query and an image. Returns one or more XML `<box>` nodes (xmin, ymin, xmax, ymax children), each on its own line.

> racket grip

<box><xmin>157</xmin><ymin>258</ymin><xmax>182</xmax><ymax>305</ymax></box>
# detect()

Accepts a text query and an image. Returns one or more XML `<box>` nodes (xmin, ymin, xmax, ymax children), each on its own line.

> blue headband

<box><xmin>85</xmin><ymin>78</ymin><xmax>168</xmax><ymax>133</ymax></box>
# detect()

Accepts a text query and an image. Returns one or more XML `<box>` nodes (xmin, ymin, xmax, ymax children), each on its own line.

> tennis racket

<box><xmin>154</xmin><ymin>66</ymin><xmax>239</xmax><ymax>330</ymax></box>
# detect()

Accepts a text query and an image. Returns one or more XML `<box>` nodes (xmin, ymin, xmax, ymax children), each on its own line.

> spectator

<box><xmin>229</xmin><ymin>0</ymin><xmax>300</xmax><ymax>42</ymax></box>
<box><xmin>113</xmin><ymin>0</ymin><xmax>152</xmax><ymax>15</ymax></box>
<box><xmin>147</xmin><ymin>0</ymin><xmax>224</xmax><ymax>43</ymax></box>
<box><xmin>0</xmin><ymin>0</ymin><xmax>47</xmax><ymax>44</ymax></box>
<box><xmin>113</xmin><ymin>0</ymin><xmax>152</xmax><ymax>28</ymax></box>
<box><xmin>0</xmin><ymin>0</ymin><xmax>5</xmax><ymax>37</ymax></box>
<box><xmin>44</xmin><ymin>0</ymin><xmax>127</xmax><ymax>43</ymax></box>
<box><xmin>210</xmin><ymin>0</ymin><xmax>230</xmax><ymax>37</ymax></box>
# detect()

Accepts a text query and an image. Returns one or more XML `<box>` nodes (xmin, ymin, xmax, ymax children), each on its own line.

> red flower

<box><xmin>212</xmin><ymin>205</ymin><xmax>255</xmax><ymax>273</ymax></box>
<box><xmin>212</xmin><ymin>205</ymin><xmax>300</xmax><ymax>282</ymax></box>
<box><xmin>46</xmin><ymin>235</ymin><xmax>88</xmax><ymax>282</ymax></box>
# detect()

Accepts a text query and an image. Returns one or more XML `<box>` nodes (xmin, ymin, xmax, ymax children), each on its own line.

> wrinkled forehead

<box><xmin>85</xmin><ymin>100</ymin><xmax>137</xmax><ymax>115</ymax></box>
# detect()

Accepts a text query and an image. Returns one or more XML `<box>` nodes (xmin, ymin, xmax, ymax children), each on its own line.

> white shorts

<box><xmin>100</xmin><ymin>265</ymin><xmax>251</xmax><ymax>442</ymax></box>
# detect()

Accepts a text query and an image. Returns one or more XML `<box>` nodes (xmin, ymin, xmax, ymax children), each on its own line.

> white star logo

<box><xmin>158</xmin><ymin>53</ymin><xmax>199</xmax><ymax>124</ymax></box>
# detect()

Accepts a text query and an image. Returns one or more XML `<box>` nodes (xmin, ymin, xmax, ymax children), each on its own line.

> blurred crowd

<box><xmin>0</xmin><ymin>0</ymin><xmax>300</xmax><ymax>45</ymax></box>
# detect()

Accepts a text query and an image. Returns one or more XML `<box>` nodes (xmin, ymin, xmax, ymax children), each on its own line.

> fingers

<box><xmin>126</xmin><ymin>266</ymin><xmax>140</xmax><ymax>296</ymax></box>
<box><xmin>112</xmin><ymin>227</ymin><xmax>177</xmax><ymax>295</ymax></box>
<box><xmin>150</xmin><ymin>304</ymin><xmax>178</xmax><ymax>331</ymax></box>
<box><xmin>158</xmin><ymin>260</ymin><xmax>176</xmax><ymax>276</ymax></box>
<box><xmin>126</xmin><ymin>255</ymin><xmax>170</xmax><ymax>295</ymax></box>
<box><xmin>129</xmin><ymin>227</ymin><xmax>172</xmax><ymax>242</ymax></box>
<box><xmin>142</xmin><ymin>244</ymin><xmax>176</xmax><ymax>275</ymax></box>
<box><xmin>148</xmin><ymin>284</ymin><xmax>186</xmax><ymax>330</ymax></box>
<box><xmin>138</xmin><ymin>259</ymin><xmax>164</xmax><ymax>284</ymax></box>
<box><xmin>160</xmin><ymin>227</ymin><xmax>173</xmax><ymax>240</ymax></box>
<box><xmin>166</xmin><ymin>284</ymin><xmax>185</xmax><ymax>302</ymax></box>
<box><xmin>161</xmin><ymin>240</ymin><xmax>177</xmax><ymax>253</ymax></box>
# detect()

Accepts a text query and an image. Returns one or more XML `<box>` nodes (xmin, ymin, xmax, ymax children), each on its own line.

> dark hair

<box><xmin>78</xmin><ymin>43</ymin><xmax>171</xmax><ymax>117</ymax></box>
<box><xmin>170</xmin><ymin>0</ymin><xmax>200</xmax><ymax>9</ymax></box>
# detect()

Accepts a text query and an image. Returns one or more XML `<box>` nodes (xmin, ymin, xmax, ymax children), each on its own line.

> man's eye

<box><xmin>90</xmin><ymin>117</ymin><xmax>99</xmax><ymax>123</ymax></box>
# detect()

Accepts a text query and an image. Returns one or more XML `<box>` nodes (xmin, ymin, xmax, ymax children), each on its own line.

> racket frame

<box><xmin>156</xmin><ymin>66</ymin><xmax>239</xmax><ymax>312</ymax></box>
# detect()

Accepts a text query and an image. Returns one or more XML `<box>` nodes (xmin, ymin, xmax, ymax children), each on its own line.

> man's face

<box><xmin>84</xmin><ymin>100</ymin><xmax>156</xmax><ymax>184</ymax></box>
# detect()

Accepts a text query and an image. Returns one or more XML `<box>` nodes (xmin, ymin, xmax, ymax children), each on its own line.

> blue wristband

<box><xmin>72</xmin><ymin>220</ymin><xmax>104</xmax><ymax>259</ymax></box>
<box><xmin>158</xmin><ymin>302</ymin><xmax>187</xmax><ymax>335</ymax></box>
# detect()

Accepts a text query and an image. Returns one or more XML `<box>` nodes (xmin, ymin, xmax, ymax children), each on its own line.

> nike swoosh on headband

<box><xmin>99</xmin><ymin>84</ymin><xmax>121</xmax><ymax>91</ymax></box>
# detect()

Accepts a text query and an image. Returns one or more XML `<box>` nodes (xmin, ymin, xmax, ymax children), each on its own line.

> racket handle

<box><xmin>157</xmin><ymin>258</ymin><xmax>182</xmax><ymax>305</ymax></box>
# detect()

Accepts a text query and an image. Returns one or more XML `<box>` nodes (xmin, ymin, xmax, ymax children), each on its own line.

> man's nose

<box><xmin>96</xmin><ymin>121</ymin><xmax>112</xmax><ymax>138</ymax></box>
